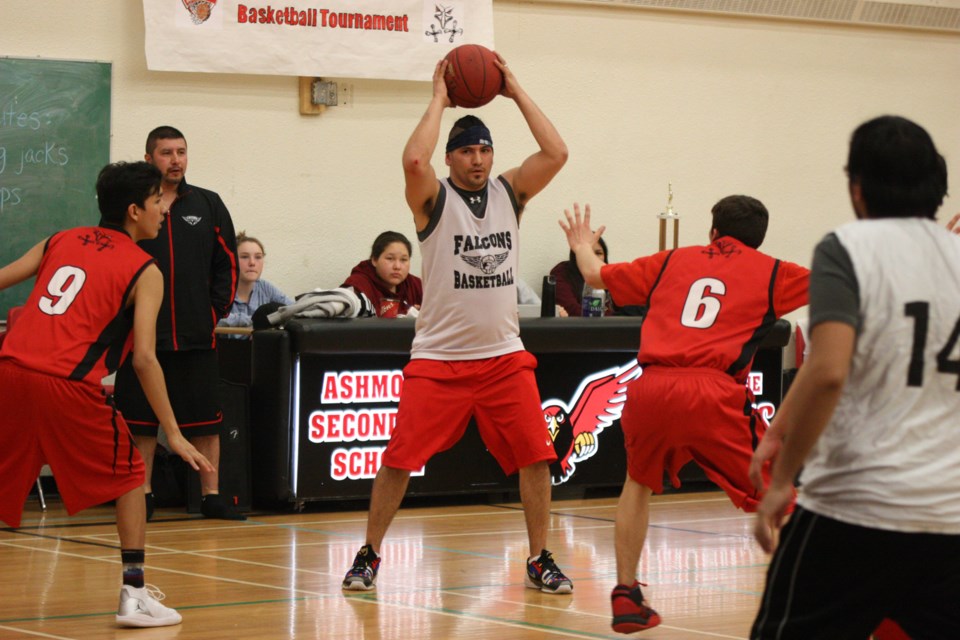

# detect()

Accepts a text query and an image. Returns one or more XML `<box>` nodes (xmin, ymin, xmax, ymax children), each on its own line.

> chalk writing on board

<box><xmin>1</xmin><ymin>99</ymin><xmax>71</xmax><ymax>214</ymax></box>
<box><xmin>0</xmin><ymin>57</ymin><xmax>111</xmax><ymax>316</ymax></box>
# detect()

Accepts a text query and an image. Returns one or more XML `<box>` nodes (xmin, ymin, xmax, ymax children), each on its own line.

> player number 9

<box><xmin>39</xmin><ymin>266</ymin><xmax>86</xmax><ymax>315</ymax></box>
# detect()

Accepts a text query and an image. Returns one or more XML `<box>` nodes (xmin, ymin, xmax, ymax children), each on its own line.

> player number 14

<box><xmin>904</xmin><ymin>301</ymin><xmax>960</xmax><ymax>389</ymax></box>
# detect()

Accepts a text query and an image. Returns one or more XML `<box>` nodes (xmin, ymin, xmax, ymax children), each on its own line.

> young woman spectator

<box><xmin>218</xmin><ymin>232</ymin><xmax>293</xmax><ymax>329</ymax></box>
<box><xmin>342</xmin><ymin>231</ymin><xmax>423</xmax><ymax>317</ymax></box>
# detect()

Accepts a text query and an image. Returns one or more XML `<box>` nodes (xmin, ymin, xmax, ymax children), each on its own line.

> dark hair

<box><xmin>236</xmin><ymin>231</ymin><xmax>265</xmax><ymax>255</ymax></box>
<box><xmin>96</xmin><ymin>161</ymin><xmax>162</xmax><ymax>225</ymax></box>
<box><xmin>846</xmin><ymin>115</ymin><xmax>947</xmax><ymax>219</ymax></box>
<box><xmin>447</xmin><ymin>115</ymin><xmax>487</xmax><ymax>143</ymax></box>
<box><xmin>145</xmin><ymin>125</ymin><xmax>187</xmax><ymax>155</ymax></box>
<box><xmin>710</xmin><ymin>195</ymin><xmax>769</xmax><ymax>249</ymax></box>
<box><xmin>371</xmin><ymin>231</ymin><xmax>413</xmax><ymax>260</ymax></box>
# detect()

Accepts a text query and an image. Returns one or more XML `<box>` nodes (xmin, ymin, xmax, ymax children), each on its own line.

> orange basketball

<box><xmin>443</xmin><ymin>44</ymin><xmax>503</xmax><ymax>109</ymax></box>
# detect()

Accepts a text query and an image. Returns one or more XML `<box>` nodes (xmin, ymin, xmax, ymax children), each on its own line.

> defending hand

<box><xmin>558</xmin><ymin>203</ymin><xmax>605</xmax><ymax>252</ymax></box>
<box><xmin>167</xmin><ymin>432</ymin><xmax>215</xmax><ymax>473</ymax></box>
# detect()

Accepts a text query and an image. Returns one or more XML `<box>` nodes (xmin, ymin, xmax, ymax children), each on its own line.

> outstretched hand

<box><xmin>559</xmin><ymin>203</ymin><xmax>605</xmax><ymax>252</ymax></box>
<box><xmin>166</xmin><ymin>432</ymin><xmax>215</xmax><ymax>473</ymax></box>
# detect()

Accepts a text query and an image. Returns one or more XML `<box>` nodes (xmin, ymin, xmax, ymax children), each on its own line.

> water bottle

<box><xmin>581</xmin><ymin>283</ymin><xmax>605</xmax><ymax>317</ymax></box>
<box><xmin>540</xmin><ymin>275</ymin><xmax>556</xmax><ymax>317</ymax></box>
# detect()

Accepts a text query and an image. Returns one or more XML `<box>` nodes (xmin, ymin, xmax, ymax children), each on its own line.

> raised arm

<box><xmin>402</xmin><ymin>59</ymin><xmax>450</xmax><ymax>232</ymax></box>
<box><xmin>496</xmin><ymin>53</ymin><xmax>568</xmax><ymax>213</ymax></box>
<box><xmin>559</xmin><ymin>203</ymin><xmax>606</xmax><ymax>289</ymax></box>
<box><xmin>130</xmin><ymin>265</ymin><xmax>214</xmax><ymax>473</ymax></box>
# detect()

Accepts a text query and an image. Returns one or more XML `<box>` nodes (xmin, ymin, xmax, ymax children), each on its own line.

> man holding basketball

<box><xmin>342</xmin><ymin>53</ymin><xmax>572</xmax><ymax>594</ymax></box>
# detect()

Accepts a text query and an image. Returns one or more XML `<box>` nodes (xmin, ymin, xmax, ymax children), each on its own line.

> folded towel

<box><xmin>266</xmin><ymin>287</ymin><xmax>373</xmax><ymax>326</ymax></box>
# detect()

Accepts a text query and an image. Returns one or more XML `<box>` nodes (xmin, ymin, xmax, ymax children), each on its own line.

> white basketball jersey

<box><xmin>798</xmin><ymin>218</ymin><xmax>960</xmax><ymax>533</ymax></box>
<box><xmin>411</xmin><ymin>177</ymin><xmax>523</xmax><ymax>360</ymax></box>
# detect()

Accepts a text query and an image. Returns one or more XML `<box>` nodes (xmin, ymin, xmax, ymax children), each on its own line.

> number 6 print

<box><xmin>681</xmin><ymin>278</ymin><xmax>726</xmax><ymax>329</ymax></box>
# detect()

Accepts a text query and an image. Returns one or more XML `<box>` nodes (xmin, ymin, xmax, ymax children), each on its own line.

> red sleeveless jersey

<box><xmin>601</xmin><ymin>237</ymin><xmax>809</xmax><ymax>381</ymax></box>
<box><xmin>1</xmin><ymin>226</ymin><xmax>154</xmax><ymax>385</ymax></box>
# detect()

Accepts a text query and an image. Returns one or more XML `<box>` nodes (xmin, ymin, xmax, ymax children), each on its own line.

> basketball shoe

<box><xmin>116</xmin><ymin>584</ymin><xmax>182</xmax><ymax>627</ymax></box>
<box><xmin>342</xmin><ymin>544</ymin><xmax>380</xmax><ymax>591</ymax></box>
<box><xmin>525</xmin><ymin>549</ymin><xmax>573</xmax><ymax>594</ymax></box>
<box><xmin>611</xmin><ymin>581</ymin><xmax>661</xmax><ymax>633</ymax></box>
<box><xmin>200</xmin><ymin>493</ymin><xmax>247</xmax><ymax>521</ymax></box>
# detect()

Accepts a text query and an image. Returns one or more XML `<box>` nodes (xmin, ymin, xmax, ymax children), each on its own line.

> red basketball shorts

<box><xmin>382</xmin><ymin>351</ymin><xmax>557</xmax><ymax>475</ymax></box>
<box><xmin>0</xmin><ymin>360</ymin><xmax>145</xmax><ymax>528</ymax></box>
<box><xmin>620</xmin><ymin>366</ymin><xmax>769</xmax><ymax>511</ymax></box>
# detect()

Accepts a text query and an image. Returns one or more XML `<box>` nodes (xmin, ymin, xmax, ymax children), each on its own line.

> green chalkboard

<box><xmin>0</xmin><ymin>57</ymin><xmax>111</xmax><ymax>317</ymax></box>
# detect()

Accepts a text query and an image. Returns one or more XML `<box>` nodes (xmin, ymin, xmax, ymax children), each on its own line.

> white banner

<box><xmin>143</xmin><ymin>1</ymin><xmax>494</xmax><ymax>81</ymax></box>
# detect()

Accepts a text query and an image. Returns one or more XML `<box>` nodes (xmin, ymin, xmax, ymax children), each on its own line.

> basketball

<box><xmin>443</xmin><ymin>44</ymin><xmax>503</xmax><ymax>109</ymax></box>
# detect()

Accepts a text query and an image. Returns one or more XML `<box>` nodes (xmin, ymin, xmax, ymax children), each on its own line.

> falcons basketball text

<box><xmin>452</xmin><ymin>231</ymin><xmax>512</xmax><ymax>255</ymax></box>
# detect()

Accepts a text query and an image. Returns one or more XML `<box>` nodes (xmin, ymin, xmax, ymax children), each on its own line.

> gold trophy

<box><xmin>657</xmin><ymin>183</ymin><xmax>680</xmax><ymax>251</ymax></box>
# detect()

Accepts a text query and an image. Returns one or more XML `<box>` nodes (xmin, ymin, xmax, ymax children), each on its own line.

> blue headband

<box><xmin>446</xmin><ymin>125</ymin><xmax>493</xmax><ymax>153</ymax></box>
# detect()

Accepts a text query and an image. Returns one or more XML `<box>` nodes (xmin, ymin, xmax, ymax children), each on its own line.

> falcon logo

<box><xmin>461</xmin><ymin>252</ymin><xmax>508</xmax><ymax>275</ymax></box>
<box><xmin>543</xmin><ymin>361</ymin><xmax>642</xmax><ymax>485</ymax></box>
<box><xmin>182</xmin><ymin>0</ymin><xmax>218</xmax><ymax>24</ymax></box>
<box><xmin>181</xmin><ymin>215</ymin><xmax>202</xmax><ymax>226</ymax></box>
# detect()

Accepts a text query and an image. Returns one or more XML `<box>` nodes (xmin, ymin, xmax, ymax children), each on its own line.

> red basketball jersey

<box><xmin>0</xmin><ymin>226</ymin><xmax>154</xmax><ymax>385</ymax></box>
<box><xmin>601</xmin><ymin>237</ymin><xmax>809</xmax><ymax>381</ymax></box>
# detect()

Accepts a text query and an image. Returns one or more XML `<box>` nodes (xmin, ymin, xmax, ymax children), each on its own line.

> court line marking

<box><xmin>351</xmin><ymin>591</ymin><xmax>747</xmax><ymax>639</ymax></box>
<box><xmin>49</xmin><ymin>518</ymin><xmax>753</xmax><ymax>560</ymax></box>
<box><xmin>6</xmin><ymin>493</ymin><xmax>731</xmax><ymax>532</ymax></box>
<box><xmin>0</xmin><ymin>539</ymin><xmax>742</xmax><ymax>640</ymax></box>
<box><xmin>2</xmin><ymin>517</ymin><xmax>760</xmax><ymax>638</ymax></box>
<box><xmin>4</xmin><ymin>536</ymin><xmax>766</xmax><ymax>598</ymax></box>
<box><xmin>9</xmin><ymin>509</ymin><xmax>757</xmax><ymax>565</ymax></box>
<box><xmin>43</xmin><ymin>505</ymin><xmax>749</xmax><ymax>542</ymax></box>
<box><xmin>5</xmin><ymin>493</ymin><xmax>762</xmax><ymax>637</ymax></box>
<box><xmin>436</xmin><ymin>589</ymin><xmax>742</xmax><ymax>640</ymax></box>
<box><xmin>0</xmin><ymin>626</ymin><xmax>77</xmax><ymax>640</ymax></box>
<box><xmin>1</xmin><ymin>531</ymin><xmax>766</xmax><ymax>598</ymax></box>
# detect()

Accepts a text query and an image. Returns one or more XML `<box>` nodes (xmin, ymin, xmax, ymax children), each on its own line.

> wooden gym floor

<box><xmin>0</xmin><ymin>490</ymin><xmax>768</xmax><ymax>639</ymax></box>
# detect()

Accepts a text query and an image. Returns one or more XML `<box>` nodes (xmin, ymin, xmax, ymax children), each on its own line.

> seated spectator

<box><xmin>550</xmin><ymin>238</ymin><xmax>613</xmax><ymax>316</ymax></box>
<box><xmin>218</xmin><ymin>232</ymin><xmax>293</xmax><ymax>330</ymax></box>
<box><xmin>342</xmin><ymin>231</ymin><xmax>423</xmax><ymax>317</ymax></box>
